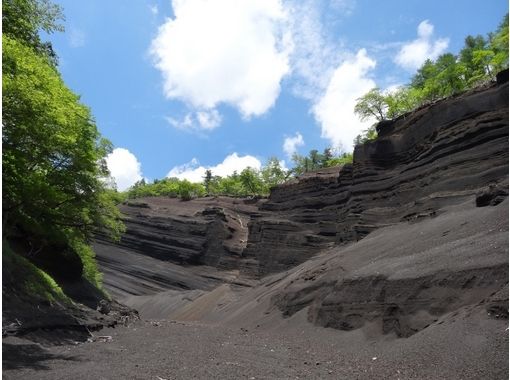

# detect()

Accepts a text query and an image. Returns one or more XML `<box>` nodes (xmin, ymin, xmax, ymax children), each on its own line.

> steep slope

<box><xmin>210</xmin><ymin>198</ymin><xmax>507</xmax><ymax>335</ymax></box>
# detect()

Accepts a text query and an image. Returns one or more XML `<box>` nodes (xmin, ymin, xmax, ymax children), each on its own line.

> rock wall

<box><xmin>94</xmin><ymin>196</ymin><xmax>263</xmax><ymax>297</ymax></box>
<box><xmin>242</xmin><ymin>80</ymin><xmax>508</xmax><ymax>276</ymax></box>
<box><xmin>96</xmin><ymin>78</ymin><xmax>508</xmax><ymax>286</ymax></box>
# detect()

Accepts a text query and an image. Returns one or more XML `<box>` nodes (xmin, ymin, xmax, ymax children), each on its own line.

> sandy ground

<box><xmin>3</xmin><ymin>302</ymin><xmax>508</xmax><ymax>380</ymax></box>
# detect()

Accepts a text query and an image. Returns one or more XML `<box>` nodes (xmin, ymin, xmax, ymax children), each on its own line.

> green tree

<box><xmin>410</xmin><ymin>59</ymin><xmax>437</xmax><ymax>89</ymax></box>
<box><xmin>324</xmin><ymin>152</ymin><xmax>353</xmax><ymax>167</ymax></box>
<box><xmin>3</xmin><ymin>1</ymin><xmax>124</xmax><ymax>287</ymax></box>
<box><xmin>354</xmin><ymin>88</ymin><xmax>388</xmax><ymax>122</ymax></box>
<box><xmin>434</xmin><ymin>53</ymin><xmax>467</xmax><ymax>96</ymax></box>
<box><xmin>321</xmin><ymin>148</ymin><xmax>333</xmax><ymax>167</ymax></box>
<box><xmin>203</xmin><ymin>169</ymin><xmax>213</xmax><ymax>195</ymax></box>
<box><xmin>489</xmin><ymin>13</ymin><xmax>509</xmax><ymax>73</ymax></box>
<box><xmin>3</xmin><ymin>36</ymin><xmax>124</xmax><ymax>244</ymax></box>
<box><xmin>308</xmin><ymin>149</ymin><xmax>322</xmax><ymax>170</ymax></box>
<box><xmin>260</xmin><ymin>157</ymin><xmax>287</xmax><ymax>192</ymax></box>
<box><xmin>218</xmin><ymin>172</ymin><xmax>244</xmax><ymax>196</ymax></box>
<box><xmin>239</xmin><ymin>168</ymin><xmax>263</xmax><ymax>196</ymax></box>
<box><xmin>2</xmin><ymin>0</ymin><xmax>64</xmax><ymax>64</ymax></box>
<box><xmin>459</xmin><ymin>35</ymin><xmax>490</xmax><ymax>85</ymax></box>
<box><xmin>385</xmin><ymin>86</ymin><xmax>422</xmax><ymax>118</ymax></box>
<box><xmin>177</xmin><ymin>180</ymin><xmax>204</xmax><ymax>201</ymax></box>
<box><xmin>291</xmin><ymin>153</ymin><xmax>306</xmax><ymax>176</ymax></box>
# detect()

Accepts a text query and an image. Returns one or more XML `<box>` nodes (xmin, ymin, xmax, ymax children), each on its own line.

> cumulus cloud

<box><xmin>283</xmin><ymin>132</ymin><xmax>305</xmax><ymax>158</ymax></box>
<box><xmin>395</xmin><ymin>20</ymin><xmax>449</xmax><ymax>71</ymax></box>
<box><xmin>150</xmin><ymin>0</ymin><xmax>291</xmax><ymax>118</ymax></box>
<box><xmin>105</xmin><ymin>148</ymin><xmax>143</xmax><ymax>191</ymax></box>
<box><xmin>167</xmin><ymin>153</ymin><xmax>262</xmax><ymax>182</ymax></box>
<box><xmin>166</xmin><ymin>109</ymin><xmax>222</xmax><ymax>132</ymax></box>
<box><xmin>312</xmin><ymin>49</ymin><xmax>376</xmax><ymax>150</ymax></box>
<box><xmin>284</xmin><ymin>0</ymin><xmax>345</xmax><ymax>100</ymax></box>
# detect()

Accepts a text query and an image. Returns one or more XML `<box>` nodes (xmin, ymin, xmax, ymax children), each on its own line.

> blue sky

<box><xmin>47</xmin><ymin>0</ymin><xmax>508</xmax><ymax>190</ymax></box>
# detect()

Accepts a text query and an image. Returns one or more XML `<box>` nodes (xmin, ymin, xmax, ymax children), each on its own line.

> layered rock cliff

<box><xmin>94</xmin><ymin>196</ymin><xmax>262</xmax><ymax>298</ymax></box>
<box><xmin>95</xmin><ymin>77</ymin><xmax>508</xmax><ymax>335</ymax></box>
<box><xmin>242</xmin><ymin>79</ymin><xmax>508</xmax><ymax>276</ymax></box>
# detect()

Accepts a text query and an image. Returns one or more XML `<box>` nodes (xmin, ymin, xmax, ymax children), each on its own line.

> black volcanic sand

<box><xmin>2</xmin><ymin>309</ymin><xmax>508</xmax><ymax>380</ymax></box>
<box><xmin>3</xmin><ymin>198</ymin><xmax>508</xmax><ymax>379</ymax></box>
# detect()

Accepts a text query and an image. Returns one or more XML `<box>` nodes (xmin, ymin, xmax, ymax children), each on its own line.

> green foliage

<box><xmin>324</xmin><ymin>152</ymin><xmax>353</xmax><ymax>167</ymax></box>
<box><xmin>459</xmin><ymin>34</ymin><xmax>491</xmax><ymax>85</ymax></box>
<box><xmin>178</xmin><ymin>179</ymin><xmax>205</xmax><ymax>200</ymax></box>
<box><xmin>419</xmin><ymin>53</ymin><xmax>467</xmax><ymax>100</ymax></box>
<box><xmin>3</xmin><ymin>0</ymin><xmax>124</xmax><ymax>291</ymax></box>
<box><xmin>122</xmin><ymin>150</ymin><xmax>353</xmax><ymax>198</ymax></box>
<box><xmin>354</xmin><ymin>125</ymin><xmax>378</xmax><ymax>146</ymax></box>
<box><xmin>204</xmin><ymin>169</ymin><xmax>213</xmax><ymax>195</ymax></box>
<box><xmin>68</xmin><ymin>237</ymin><xmax>102</xmax><ymax>288</ymax></box>
<box><xmin>2</xmin><ymin>0</ymin><xmax>64</xmax><ymax>64</ymax></box>
<box><xmin>3</xmin><ymin>36</ymin><xmax>124</xmax><ymax>246</ymax></box>
<box><xmin>489</xmin><ymin>13</ymin><xmax>509</xmax><ymax>73</ymax></box>
<box><xmin>260</xmin><ymin>157</ymin><xmax>288</xmax><ymax>190</ymax></box>
<box><xmin>354</xmin><ymin>13</ymin><xmax>509</xmax><ymax>129</ymax></box>
<box><xmin>385</xmin><ymin>86</ymin><xmax>422</xmax><ymax>119</ymax></box>
<box><xmin>239</xmin><ymin>168</ymin><xmax>264</xmax><ymax>196</ymax></box>
<box><xmin>354</xmin><ymin>88</ymin><xmax>388</xmax><ymax>122</ymax></box>
<box><xmin>126</xmin><ymin>177</ymin><xmax>206</xmax><ymax>200</ymax></box>
<box><xmin>124</xmin><ymin>158</ymin><xmax>291</xmax><ymax>199</ymax></box>
<box><xmin>3</xmin><ymin>242</ymin><xmax>70</xmax><ymax>303</ymax></box>
<box><xmin>291</xmin><ymin>148</ymin><xmax>352</xmax><ymax>175</ymax></box>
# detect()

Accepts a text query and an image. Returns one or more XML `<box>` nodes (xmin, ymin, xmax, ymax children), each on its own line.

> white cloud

<box><xmin>69</xmin><ymin>27</ymin><xmax>86</xmax><ymax>48</ymax></box>
<box><xmin>105</xmin><ymin>148</ymin><xmax>143</xmax><ymax>191</ymax></box>
<box><xmin>166</xmin><ymin>109</ymin><xmax>222</xmax><ymax>132</ymax></box>
<box><xmin>285</xmin><ymin>0</ymin><xmax>345</xmax><ymax>100</ymax></box>
<box><xmin>395</xmin><ymin>20</ymin><xmax>449</xmax><ymax>71</ymax></box>
<box><xmin>196</xmin><ymin>109</ymin><xmax>222</xmax><ymax>130</ymax></box>
<box><xmin>167</xmin><ymin>153</ymin><xmax>262</xmax><ymax>183</ymax></box>
<box><xmin>312</xmin><ymin>49</ymin><xmax>376</xmax><ymax>150</ymax></box>
<box><xmin>166</xmin><ymin>113</ymin><xmax>194</xmax><ymax>130</ymax></box>
<box><xmin>150</xmin><ymin>0</ymin><xmax>292</xmax><ymax>118</ymax></box>
<box><xmin>283</xmin><ymin>132</ymin><xmax>305</xmax><ymax>158</ymax></box>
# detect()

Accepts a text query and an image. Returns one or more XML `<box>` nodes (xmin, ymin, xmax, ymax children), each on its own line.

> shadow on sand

<box><xmin>2</xmin><ymin>342</ymin><xmax>82</xmax><ymax>371</ymax></box>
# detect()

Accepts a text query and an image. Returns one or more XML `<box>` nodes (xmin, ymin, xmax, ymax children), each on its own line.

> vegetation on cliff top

<box><xmin>119</xmin><ymin>150</ymin><xmax>354</xmax><ymax>201</ymax></box>
<box><xmin>354</xmin><ymin>13</ymin><xmax>509</xmax><ymax>143</ymax></box>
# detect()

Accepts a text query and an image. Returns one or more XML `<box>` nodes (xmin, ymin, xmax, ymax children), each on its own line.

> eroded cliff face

<box><xmin>95</xmin><ymin>78</ymin><xmax>508</xmax><ymax>328</ymax></box>
<box><xmin>242</xmin><ymin>79</ymin><xmax>508</xmax><ymax>276</ymax></box>
<box><xmin>94</xmin><ymin>196</ymin><xmax>263</xmax><ymax>298</ymax></box>
<box><xmin>91</xmin><ymin>77</ymin><xmax>509</xmax><ymax>342</ymax></box>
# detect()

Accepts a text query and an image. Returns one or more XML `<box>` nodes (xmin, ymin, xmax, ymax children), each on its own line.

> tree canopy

<box><xmin>3</xmin><ymin>0</ymin><xmax>124</xmax><ymax>287</ymax></box>
<box><xmin>122</xmin><ymin>150</ymin><xmax>354</xmax><ymax>201</ymax></box>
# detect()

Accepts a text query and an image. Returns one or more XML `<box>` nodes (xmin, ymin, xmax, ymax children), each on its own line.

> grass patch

<box><xmin>3</xmin><ymin>242</ymin><xmax>70</xmax><ymax>304</ymax></box>
<box><xmin>69</xmin><ymin>238</ymin><xmax>103</xmax><ymax>289</ymax></box>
